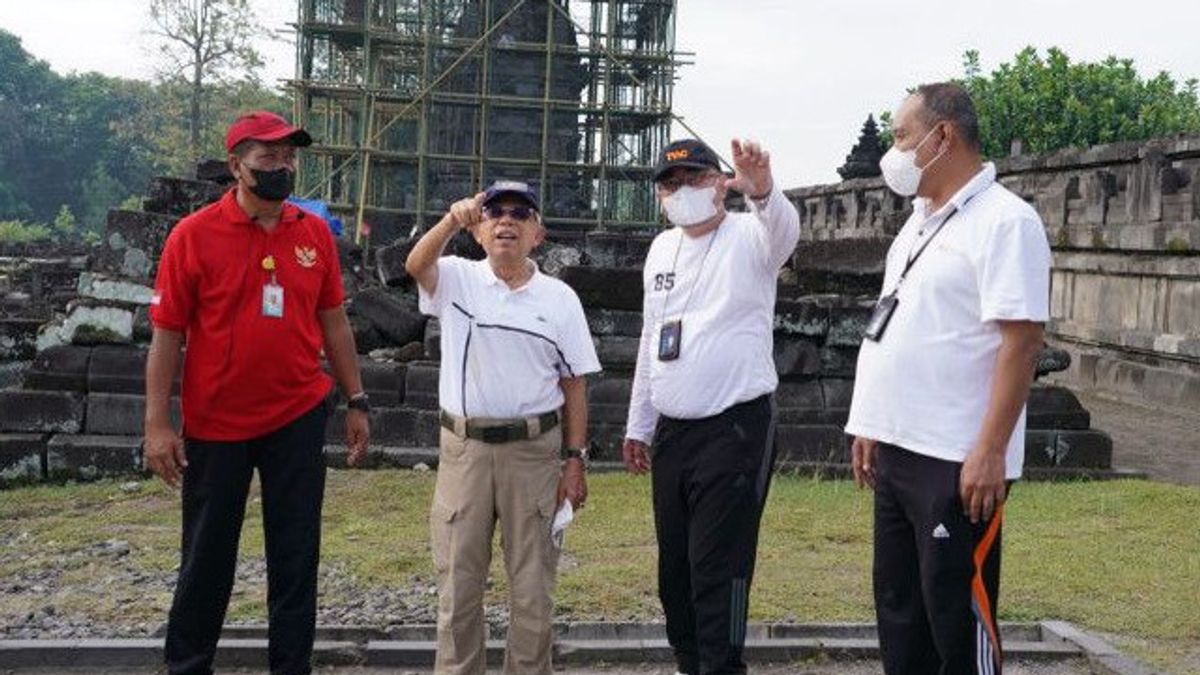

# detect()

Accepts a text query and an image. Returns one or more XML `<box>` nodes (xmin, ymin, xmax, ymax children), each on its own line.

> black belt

<box><xmin>439</xmin><ymin>409</ymin><xmax>560</xmax><ymax>444</ymax></box>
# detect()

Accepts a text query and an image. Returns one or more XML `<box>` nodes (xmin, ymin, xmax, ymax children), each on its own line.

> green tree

<box><xmin>879</xmin><ymin>47</ymin><xmax>1200</xmax><ymax>159</ymax></box>
<box><xmin>148</xmin><ymin>0</ymin><xmax>271</xmax><ymax>162</ymax></box>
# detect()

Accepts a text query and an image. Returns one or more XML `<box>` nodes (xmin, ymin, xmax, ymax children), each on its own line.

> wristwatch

<box><xmin>561</xmin><ymin>446</ymin><xmax>588</xmax><ymax>466</ymax></box>
<box><xmin>347</xmin><ymin>393</ymin><xmax>370</xmax><ymax>414</ymax></box>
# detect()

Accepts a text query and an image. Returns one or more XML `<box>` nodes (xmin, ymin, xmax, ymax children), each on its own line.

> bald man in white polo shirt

<box><xmin>405</xmin><ymin>180</ymin><xmax>600</xmax><ymax>675</ymax></box>
<box><xmin>847</xmin><ymin>82</ymin><xmax>1051</xmax><ymax>675</ymax></box>
<box><xmin>622</xmin><ymin>138</ymin><xmax>801</xmax><ymax>675</ymax></box>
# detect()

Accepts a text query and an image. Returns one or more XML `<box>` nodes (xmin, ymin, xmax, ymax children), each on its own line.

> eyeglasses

<box><xmin>656</xmin><ymin>169</ymin><xmax>718</xmax><ymax>192</ymax></box>
<box><xmin>484</xmin><ymin>204</ymin><xmax>536</xmax><ymax>221</ymax></box>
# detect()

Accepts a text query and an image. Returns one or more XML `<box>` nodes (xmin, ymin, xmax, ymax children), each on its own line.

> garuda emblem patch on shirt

<box><xmin>294</xmin><ymin>245</ymin><xmax>318</xmax><ymax>268</ymax></box>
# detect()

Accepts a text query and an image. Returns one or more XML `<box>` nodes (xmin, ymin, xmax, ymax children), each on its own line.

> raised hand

<box><xmin>724</xmin><ymin>139</ymin><xmax>774</xmax><ymax>199</ymax></box>
<box><xmin>449</xmin><ymin>192</ymin><xmax>486</xmax><ymax>231</ymax></box>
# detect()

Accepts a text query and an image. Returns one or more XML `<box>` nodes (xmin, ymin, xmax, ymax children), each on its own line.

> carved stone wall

<box><xmin>784</xmin><ymin>135</ymin><xmax>1200</xmax><ymax>412</ymax></box>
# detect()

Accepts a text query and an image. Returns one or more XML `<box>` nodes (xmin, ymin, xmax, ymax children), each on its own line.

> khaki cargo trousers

<box><xmin>430</xmin><ymin>424</ymin><xmax>563</xmax><ymax>675</ymax></box>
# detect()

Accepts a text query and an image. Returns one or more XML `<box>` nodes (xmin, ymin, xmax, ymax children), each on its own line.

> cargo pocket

<box><xmin>430</xmin><ymin>499</ymin><xmax>458</xmax><ymax>574</ymax></box>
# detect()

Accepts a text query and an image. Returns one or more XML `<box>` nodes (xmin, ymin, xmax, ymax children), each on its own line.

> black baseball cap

<box><xmin>482</xmin><ymin>180</ymin><xmax>539</xmax><ymax>210</ymax></box>
<box><xmin>653</xmin><ymin>139</ymin><xmax>722</xmax><ymax>182</ymax></box>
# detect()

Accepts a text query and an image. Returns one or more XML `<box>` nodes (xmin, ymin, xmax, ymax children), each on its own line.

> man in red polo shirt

<box><xmin>143</xmin><ymin>111</ymin><xmax>370</xmax><ymax>675</ymax></box>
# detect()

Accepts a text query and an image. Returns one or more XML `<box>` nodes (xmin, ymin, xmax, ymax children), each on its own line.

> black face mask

<box><xmin>246</xmin><ymin>167</ymin><xmax>295</xmax><ymax>202</ymax></box>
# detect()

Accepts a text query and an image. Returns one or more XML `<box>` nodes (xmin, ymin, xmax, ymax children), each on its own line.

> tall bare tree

<box><xmin>148</xmin><ymin>0</ymin><xmax>267</xmax><ymax>160</ymax></box>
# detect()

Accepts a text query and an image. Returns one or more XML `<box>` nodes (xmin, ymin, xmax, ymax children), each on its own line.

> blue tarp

<box><xmin>287</xmin><ymin>196</ymin><xmax>344</xmax><ymax>237</ymax></box>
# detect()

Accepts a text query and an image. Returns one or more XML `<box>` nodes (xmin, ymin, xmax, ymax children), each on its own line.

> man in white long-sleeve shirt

<box><xmin>621</xmin><ymin>138</ymin><xmax>800</xmax><ymax>675</ymax></box>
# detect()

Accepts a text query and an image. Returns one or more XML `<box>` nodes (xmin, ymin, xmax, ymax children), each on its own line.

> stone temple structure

<box><xmin>12</xmin><ymin>134</ymin><xmax>1200</xmax><ymax>485</ymax></box>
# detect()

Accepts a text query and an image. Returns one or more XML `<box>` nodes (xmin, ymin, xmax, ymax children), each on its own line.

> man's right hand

<box><xmin>621</xmin><ymin>438</ymin><xmax>651</xmax><ymax>475</ymax></box>
<box><xmin>448</xmin><ymin>192</ymin><xmax>486</xmax><ymax>231</ymax></box>
<box><xmin>851</xmin><ymin>436</ymin><xmax>878</xmax><ymax>490</ymax></box>
<box><xmin>144</xmin><ymin>423</ymin><xmax>187</xmax><ymax>488</ymax></box>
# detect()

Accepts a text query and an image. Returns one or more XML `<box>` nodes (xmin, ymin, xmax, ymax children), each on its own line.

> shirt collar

<box><xmin>477</xmin><ymin>257</ymin><xmax>541</xmax><ymax>292</ymax></box>
<box><xmin>219</xmin><ymin>188</ymin><xmax>306</xmax><ymax>229</ymax></box>
<box><xmin>915</xmin><ymin>162</ymin><xmax>996</xmax><ymax>219</ymax></box>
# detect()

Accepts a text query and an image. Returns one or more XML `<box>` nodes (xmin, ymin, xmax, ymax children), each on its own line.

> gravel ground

<box><xmin>1075</xmin><ymin>388</ymin><xmax>1200</xmax><ymax>485</ymax></box>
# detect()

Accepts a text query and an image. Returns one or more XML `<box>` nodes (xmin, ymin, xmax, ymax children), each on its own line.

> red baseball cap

<box><xmin>225</xmin><ymin>111</ymin><xmax>313</xmax><ymax>153</ymax></box>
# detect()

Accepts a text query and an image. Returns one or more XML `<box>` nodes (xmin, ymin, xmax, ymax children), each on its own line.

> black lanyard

<box><xmin>890</xmin><ymin>193</ymin><xmax>978</xmax><ymax>295</ymax></box>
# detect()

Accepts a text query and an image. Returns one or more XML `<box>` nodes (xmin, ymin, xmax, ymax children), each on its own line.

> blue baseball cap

<box><xmin>483</xmin><ymin>180</ymin><xmax>539</xmax><ymax>211</ymax></box>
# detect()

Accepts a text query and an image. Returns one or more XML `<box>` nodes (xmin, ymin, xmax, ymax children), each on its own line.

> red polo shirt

<box><xmin>150</xmin><ymin>189</ymin><xmax>345</xmax><ymax>441</ymax></box>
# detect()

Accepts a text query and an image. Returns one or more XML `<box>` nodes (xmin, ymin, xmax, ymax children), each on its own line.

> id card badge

<box><xmin>863</xmin><ymin>293</ymin><xmax>898</xmax><ymax>342</ymax></box>
<box><xmin>262</xmin><ymin>282</ymin><xmax>284</xmax><ymax>318</ymax></box>
<box><xmin>658</xmin><ymin>319</ymin><xmax>682</xmax><ymax>361</ymax></box>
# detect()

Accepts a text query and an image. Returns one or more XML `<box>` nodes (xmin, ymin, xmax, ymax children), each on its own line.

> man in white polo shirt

<box><xmin>846</xmin><ymin>82</ymin><xmax>1051</xmax><ymax>675</ymax></box>
<box><xmin>622</xmin><ymin>138</ymin><xmax>800</xmax><ymax>675</ymax></box>
<box><xmin>405</xmin><ymin>180</ymin><xmax>600</xmax><ymax>675</ymax></box>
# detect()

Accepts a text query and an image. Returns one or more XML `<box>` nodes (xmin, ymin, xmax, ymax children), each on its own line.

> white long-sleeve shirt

<box><xmin>625</xmin><ymin>186</ymin><xmax>801</xmax><ymax>443</ymax></box>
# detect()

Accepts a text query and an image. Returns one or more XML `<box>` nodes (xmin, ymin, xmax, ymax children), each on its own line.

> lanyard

<box><xmin>889</xmin><ymin>193</ymin><xmax>977</xmax><ymax>296</ymax></box>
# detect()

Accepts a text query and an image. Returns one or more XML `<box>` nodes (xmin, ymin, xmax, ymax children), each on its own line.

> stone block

<box><xmin>352</xmin><ymin>288</ymin><xmax>427</xmax><ymax>347</ymax></box>
<box><xmin>358</xmin><ymin>361</ymin><xmax>405</xmax><ymax>406</ymax></box>
<box><xmin>820</xmin><ymin>379</ymin><xmax>855</xmax><ymax>408</ymax></box>
<box><xmin>1024</xmin><ymin>430</ymin><xmax>1113</xmax><ymax>469</ymax></box>
<box><xmin>776</xmin><ymin>407</ymin><xmax>849</xmax><ymax>426</ymax></box>
<box><xmin>587</xmin><ymin>403</ymin><xmax>629</xmax><ymax>425</ymax></box>
<box><xmin>326</xmin><ymin>407</ymin><xmax>424</xmax><ymax>446</ymax></box>
<box><xmin>0</xmin><ymin>434</ymin><xmax>45</xmax><ymax>485</ymax></box>
<box><xmin>85</xmin><ymin>393</ymin><xmax>180</xmax><ymax>436</ymax></box>
<box><xmin>827</xmin><ymin>304</ymin><xmax>873</xmax><ymax>347</ymax></box>
<box><xmin>404</xmin><ymin>361</ymin><xmax>441</xmax><ymax>409</ymax></box>
<box><xmin>594</xmin><ymin>336</ymin><xmax>639</xmax><ymax>370</ymax></box>
<box><xmin>0</xmin><ymin>361</ymin><xmax>27</xmax><ymax>390</ymax></box>
<box><xmin>773</xmin><ymin>337</ymin><xmax>821</xmax><ymax>377</ymax></box>
<box><xmin>0</xmin><ymin>317</ymin><xmax>42</xmax><ymax>360</ymax></box>
<box><xmin>423</xmin><ymin>318</ymin><xmax>441</xmax><ymax>361</ymax></box>
<box><xmin>582</xmin><ymin>230</ymin><xmax>655</xmax><ymax>267</ymax></box>
<box><xmin>586</xmin><ymin>308</ymin><xmax>643</xmax><ymax>337</ymax></box>
<box><xmin>87</xmin><ymin>345</ymin><xmax>150</xmax><ymax>394</ymax></box>
<box><xmin>46</xmin><ymin>434</ymin><xmax>144</xmax><ymax>480</ymax></box>
<box><xmin>533</xmin><ymin>242</ymin><xmax>584</xmax><ymax>277</ymax></box>
<box><xmin>774</xmin><ymin>424</ymin><xmax>849</xmax><ymax>463</ymax></box>
<box><xmin>559</xmin><ymin>266</ymin><xmax>644</xmax><ymax>311</ymax></box>
<box><xmin>142</xmin><ymin>176</ymin><xmax>226</xmax><ymax>217</ymax></box>
<box><xmin>773</xmin><ymin>298</ymin><xmax>830</xmax><ymax>338</ymax></box>
<box><xmin>820</xmin><ymin>346</ymin><xmax>859</xmax><ymax>377</ymax></box>
<box><xmin>36</xmin><ymin>304</ymin><xmax>135</xmax><ymax>351</ymax></box>
<box><xmin>588</xmin><ymin>376</ymin><xmax>632</xmax><ymax>405</ymax></box>
<box><xmin>776</xmin><ymin>381</ymin><xmax>823</xmax><ymax>409</ymax></box>
<box><xmin>375</xmin><ymin>240</ymin><xmax>414</xmax><ymax>288</ymax></box>
<box><xmin>23</xmin><ymin>345</ymin><xmax>92</xmax><ymax>391</ymax></box>
<box><xmin>0</xmin><ymin>391</ymin><xmax>85</xmax><ymax>433</ymax></box>
<box><xmin>76</xmin><ymin>273</ymin><xmax>154</xmax><ymax>305</ymax></box>
<box><xmin>1026</xmin><ymin>385</ymin><xmax>1090</xmax><ymax>430</ymax></box>
<box><xmin>348</xmin><ymin>312</ymin><xmax>386</xmax><ymax>354</ymax></box>
<box><xmin>96</xmin><ymin>210</ymin><xmax>179</xmax><ymax>279</ymax></box>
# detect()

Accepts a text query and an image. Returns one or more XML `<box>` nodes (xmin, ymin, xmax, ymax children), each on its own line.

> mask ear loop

<box><xmin>915</xmin><ymin>123</ymin><xmax>950</xmax><ymax>173</ymax></box>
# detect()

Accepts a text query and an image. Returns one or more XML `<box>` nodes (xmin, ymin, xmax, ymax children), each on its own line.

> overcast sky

<box><xmin>3</xmin><ymin>0</ymin><xmax>1199</xmax><ymax>187</ymax></box>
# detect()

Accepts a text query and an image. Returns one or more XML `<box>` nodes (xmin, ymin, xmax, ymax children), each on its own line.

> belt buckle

<box><xmin>480</xmin><ymin>425</ymin><xmax>509</xmax><ymax>444</ymax></box>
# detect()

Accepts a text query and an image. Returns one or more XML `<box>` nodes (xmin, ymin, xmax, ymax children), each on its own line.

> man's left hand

<box><xmin>557</xmin><ymin>459</ymin><xmax>587</xmax><ymax>509</ymax></box>
<box><xmin>346</xmin><ymin>409</ymin><xmax>370</xmax><ymax>466</ymax></box>
<box><xmin>725</xmin><ymin>138</ymin><xmax>774</xmax><ymax>199</ymax></box>
<box><xmin>959</xmin><ymin>444</ymin><xmax>1006</xmax><ymax>524</ymax></box>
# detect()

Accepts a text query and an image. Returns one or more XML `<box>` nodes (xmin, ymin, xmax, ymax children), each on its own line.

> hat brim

<box><xmin>244</xmin><ymin>127</ymin><xmax>313</xmax><ymax>148</ymax></box>
<box><xmin>483</xmin><ymin>190</ymin><xmax>538</xmax><ymax>210</ymax></box>
<box><xmin>653</xmin><ymin>160</ymin><xmax>719</xmax><ymax>182</ymax></box>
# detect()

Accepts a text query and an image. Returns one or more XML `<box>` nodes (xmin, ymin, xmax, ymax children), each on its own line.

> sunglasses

<box><xmin>484</xmin><ymin>204</ymin><xmax>536</xmax><ymax>221</ymax></box>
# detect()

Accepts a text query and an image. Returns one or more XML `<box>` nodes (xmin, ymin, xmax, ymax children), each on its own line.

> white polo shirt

<box><xmin>418</xmin><ymin>257</ymin><xmax>601</xmax><ymax>418</ymax></box>
<box><xmin>845</xmin><ymin>163</ymin><xmax>1052</xmax><ymax>478</ymax></box>
<box><xmin>624</xmin><ymin>186</ymin><xmax>801</xmax><ymax>443</ymax></box>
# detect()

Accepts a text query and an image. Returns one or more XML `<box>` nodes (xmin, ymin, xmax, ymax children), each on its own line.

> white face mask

<box><xmin>660</xmin><ymin>185</ymin><xmax>718</xmax><ymax>227</ymax></box>
<box><xmin>879</xmin><ymin>126</ymin><xmax>945</xmax><ymax>196</ymax></box>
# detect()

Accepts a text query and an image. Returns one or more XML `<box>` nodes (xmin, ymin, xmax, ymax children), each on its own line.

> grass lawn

<box><xmin>1</xmin><ymin>471</ymin><xmax>1197</xmax><ymax>673</ymax></box>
